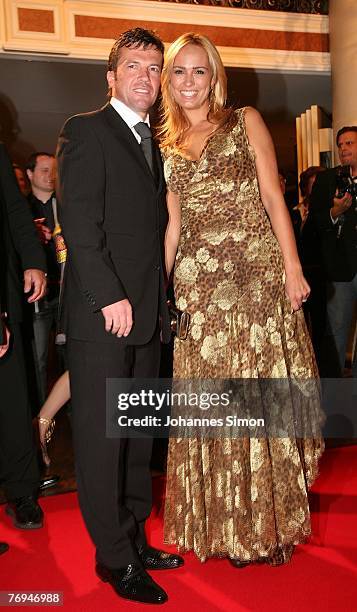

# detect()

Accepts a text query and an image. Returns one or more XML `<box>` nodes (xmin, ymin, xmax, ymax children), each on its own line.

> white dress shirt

<box><xmin>110</xmin><ymin>97</ymin><xmax>150</xmax><ymax>144</ymax></box>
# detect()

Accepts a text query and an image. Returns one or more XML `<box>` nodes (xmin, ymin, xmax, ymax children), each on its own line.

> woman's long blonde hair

<box><xmin>158</xmin><ymin>33</ymin><xmax>236</xmax><ymax>149</ymax></box>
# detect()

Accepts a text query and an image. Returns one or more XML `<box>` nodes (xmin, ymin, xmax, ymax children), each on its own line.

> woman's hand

<box><xmin>285</xmin><ymin>268</ymin><xmax>310</xmax><ymax>312</ymax></box>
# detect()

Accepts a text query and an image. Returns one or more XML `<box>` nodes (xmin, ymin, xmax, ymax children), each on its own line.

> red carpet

<box><xmin>1</xmin><ymin>446</ymin><xmax>357</xmax><ymax>611</ymax></box>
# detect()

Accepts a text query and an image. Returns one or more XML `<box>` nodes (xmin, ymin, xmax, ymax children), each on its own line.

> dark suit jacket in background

<box><xmin>0</xmin><ymin>143</ymin><xmax>46</xmax><ymax>324</ymax></box>
<box><xmin>56</xmin><ymin>103</ymin><xmax>170</xmax><ymax>345</ymax></box>
<box><xmin>0</xmin><ymin>142</ymin><xmax>46</xmax><ymax>500</ymax></box>
<box><xmin>311</xmin><ymin>167</ymin><xmax>357</xmax><ymax>282</ymax></box>
<box><xmin>27</xmin><ymin>191</ymin><xmax>60</xmax><ymax>301</ymax></box>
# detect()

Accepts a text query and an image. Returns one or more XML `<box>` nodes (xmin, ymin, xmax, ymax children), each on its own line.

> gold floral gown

<box><xmin>162</xmin><ymin>108</ymin><xmax>324</xmax><ymax>563</ymax></box>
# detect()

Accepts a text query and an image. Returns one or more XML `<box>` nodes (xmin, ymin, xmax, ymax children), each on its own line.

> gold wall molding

<box><xmin>3</xmin><ymin>0</ymin><xmax>67</xmax><ymax>53</ymax></box>
<box><xmin>69</xmin><ymin>0</ymin><xmax>329</xmax><ymax>33</ymax></box>
<box><xmin>149</xmin><ymin>0</ymin><xmax>328</xmax><ymax>14</ymax></box>
<box><xmin>0</xmin><ymin>0</ymin><xmax>330</xmax><ymax>73</ymax></box>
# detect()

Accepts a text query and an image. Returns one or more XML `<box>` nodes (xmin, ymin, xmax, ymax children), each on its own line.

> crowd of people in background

<box><xmin>280</xmin><ymin>129</ymin><xmax>357</xmax><ymax>378</ymax></box>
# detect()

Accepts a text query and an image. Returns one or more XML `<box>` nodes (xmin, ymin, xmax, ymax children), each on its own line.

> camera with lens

<box><xmin>336</xmin><ymin>165</ymin><xmax>356</xmax><ymax>198</ymax></box>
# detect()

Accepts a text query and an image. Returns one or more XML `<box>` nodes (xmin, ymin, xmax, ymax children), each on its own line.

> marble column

<box><xmin>330</xmin><ymin>0</ymin><xmax>357</xmax><ymax>151</ymax></box>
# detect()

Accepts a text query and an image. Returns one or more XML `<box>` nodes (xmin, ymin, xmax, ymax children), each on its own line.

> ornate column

<box><xmin>330</xmin><ymin>0</ymin><xmax>357</xmax><ymax>139</ymax></box>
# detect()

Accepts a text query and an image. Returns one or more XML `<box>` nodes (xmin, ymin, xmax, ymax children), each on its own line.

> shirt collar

<box><xmin>110</xmin><ymin>97</ymin><xmax>150</xmax><ymax>129</ymax></box>
<box><xmin>29</xmin><ymin>191</ymin><xmax>55</xmax><ymax>206</ymax></box>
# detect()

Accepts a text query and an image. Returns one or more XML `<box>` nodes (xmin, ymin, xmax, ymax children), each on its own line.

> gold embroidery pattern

<box><xmin>162</xmin><ymin>108</ymin><xmax>324</xmax><ymax>562</ymax></box>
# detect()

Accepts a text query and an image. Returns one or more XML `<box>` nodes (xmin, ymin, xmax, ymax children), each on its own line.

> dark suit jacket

<box><xmin>27</xmin><ymin>192</ymin><xmax>60</xmax><ymax>301</ymax></box>
<box><xmin>56</xmin><ymin>103</ymin><xmax>170</xmax><ymax>345</ymax></box>
<box><xmin>0</xmin><ymin>143</ymin><xmax>46</xmax><ymax>335</ymax></box>
<box><xmin>311</xmin><ymin>167</ymin><xmax>357</xmax><ymax>281</ymax></box>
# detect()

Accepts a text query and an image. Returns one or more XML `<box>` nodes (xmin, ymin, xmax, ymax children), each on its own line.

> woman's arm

<box><xmin>165</xmin><ymin>190</ymin><xmax>181</xmax><ymax>280</ymax></box>
<box><xmin>245</xmin><ymin>107</ymin><xmax>310</xmax><ymax>312</ymax></box>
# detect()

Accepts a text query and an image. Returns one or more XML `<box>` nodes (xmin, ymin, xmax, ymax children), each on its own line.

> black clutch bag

<box><xmin>167</xmin><ymin>300</ymin><xmax>190</xmax><ymax>340</ymax></box>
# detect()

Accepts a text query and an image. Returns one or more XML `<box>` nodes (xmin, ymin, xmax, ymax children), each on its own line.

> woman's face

<box><xmin>170</xmin><ymin>44</ymin><xmax>213</xmax><ymax>112</ymax></box>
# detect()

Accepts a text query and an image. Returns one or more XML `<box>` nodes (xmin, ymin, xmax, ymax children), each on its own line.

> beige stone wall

<box><xmin>330</xmin><ymin>0</ymin><xmax>357</xmax><ymax>142</ymax></box>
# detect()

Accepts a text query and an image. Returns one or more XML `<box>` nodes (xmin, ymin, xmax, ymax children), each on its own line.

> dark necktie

<box><xmin>134</xmin><ymin>122</ymin><xmax>158</xmax><ymax>181</ymax></box>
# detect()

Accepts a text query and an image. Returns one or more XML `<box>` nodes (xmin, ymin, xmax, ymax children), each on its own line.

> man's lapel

<box><xmin>154</xmin><ymin>144</ymin><xmax>164</xmax><ymax>194</ymax></box>
<box><xmin>103</xmin><ymin>104</ymin><xmax>157</xmax><ymax>187</ymax></box>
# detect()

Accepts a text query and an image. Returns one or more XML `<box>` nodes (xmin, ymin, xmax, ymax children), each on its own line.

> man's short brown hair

<box><xmin>107</xmin><ymin>27</ymin><xmax>164</xmax><ymax>73</ymax></box>
<box><xmin>336</xmin><ymin>125</ymin><xmax>357</xmax><ymax>146</ymax></box>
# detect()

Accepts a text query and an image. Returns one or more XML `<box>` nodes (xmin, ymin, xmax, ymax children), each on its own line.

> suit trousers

<box><xmin>325</xmin><ymin>273</ymin><xmax>357</xmax><ymax>377</ymax></box>
<box><xmin>67</xmin><ymin>328</ymin><xmax>160</xmax><ymax>569</ymax></box>
<box><xmin>0</xmin><ymin>324</ymin><xmax>39</xmax><ymax>500</ymax></box>
<box><xmin>32</xmin><ymin>296</ymin><xmax>59</xmax><ymax>405</ymax></box>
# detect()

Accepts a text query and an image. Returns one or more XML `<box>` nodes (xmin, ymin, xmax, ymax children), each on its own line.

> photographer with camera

<box><xmin>311</xmin><ymin>126</ymin><xmax>357</xmax><ymax>377</ymax></box>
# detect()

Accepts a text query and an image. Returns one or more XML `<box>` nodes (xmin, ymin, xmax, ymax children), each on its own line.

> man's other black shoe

<box><xmin>139</xmin><ymin>545</ymin><xmax>184</xmax><ymax>570</ymax></box>
<box><xmin>96</xmin><ymin>562</ymin><xmax>168</xmax><ymax>604</ymax></box>
<box><xmin>39</xmin><ymin>475</ymin><xmax>60</xmax><ymax>491</ymax></box>
<box><xmin>6</xmin><ymin>496</ymin><xmax>43</xmax><ymax>529</ymax></box>
<box><xmin>0</xmin><ymin>542</ymin><xmax>9</xmax><ymax>555</ymax></box>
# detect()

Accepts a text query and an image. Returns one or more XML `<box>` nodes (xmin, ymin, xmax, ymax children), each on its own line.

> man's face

<box><xmin>107</xmin><ymin>44</ymin><xmax>163</xmax><ymax>118</ymax></box>
<box><xmin>27</xmin><ymin>155</ymin><xmax>56</xmax><ymax>194</ymax></box>
<box><xmin>337</xmin><ymin>131</ymin><xmax>357</xmax><ymax>172</ymax></box>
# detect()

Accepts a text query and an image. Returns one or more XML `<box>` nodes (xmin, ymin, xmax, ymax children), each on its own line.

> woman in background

<box><xmin>37</xmin><ymin>370</ymin><xmax>70</xmax><ymax>466</ymax></box>
<box><xmin>161</xmin><ymin>33</ymin><xmax>324</xmax><ymax>566</ymax></box>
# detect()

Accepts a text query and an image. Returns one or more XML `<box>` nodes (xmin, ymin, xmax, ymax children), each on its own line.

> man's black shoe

<box><xmin>96</xmin><ymin>562</ymin><xmax>168</xmax><ymax>604</ymax></box>
<box><xmin>39</xmin><ymin>475</ymin><xmax>60</xmax><ymax>491</ymax></box>
<box><xmin>5</xmin><ymin>496</ymin><xmax>43</xmax><ymax>529</ymax></box>
<box><xmin>139</xmin><ymin>545</ymin><xmax>184</xmax><ymax>570</ymax></box>
<box><xmin>229</xmin><ymin>558</ymin><xmax>251</xmax><ymax>569</ymax></box>
<box><xmin>0</xmin><ymin>542</ymin><xmax>9</xmax><ymax>555</ymax></box>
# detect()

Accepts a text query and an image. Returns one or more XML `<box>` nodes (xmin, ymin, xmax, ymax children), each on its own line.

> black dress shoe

<box><xmin>229</xmin><ymin>558</ymin><xmax>251</xmax><ymax>569</ymax></box>
<box><xmin>39</xmin><ymin>475</ymin><xmax>60</xmax><ymax>491</ymax></box>
<box><xmin>96</xmin><ymin>562</ymin><xmax>167</xmax><ymax>605</ymax></box>
<box><xmin>6</xmin><ymin>496</ymin><xmax>43</xmax><ymax>529</ymax></box>
<box><xmin>0</xmin><ymin>542</ymin><xmax>9</xmax><ymax>555</ymax></box>
<box><xmin>139</xmin><ymin>545</ymin><xmax>184</xmax><ymax>570</ymax></box>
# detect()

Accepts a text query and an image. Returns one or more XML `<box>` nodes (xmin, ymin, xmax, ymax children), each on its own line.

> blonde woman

<box><xmin>161</xmin><ymin>33</ymin><xmax>324</xmax><ymax>566</ymax></box>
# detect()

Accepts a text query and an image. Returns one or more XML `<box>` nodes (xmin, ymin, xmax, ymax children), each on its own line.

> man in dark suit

<box><xmin>0</xmin><ymin>143</ymin><xmax>47</xmax><ymax>532</ymax></box>
<box><xmin>311</xmin><ymin>126</ymin><xmax>357</xmax><ymax>377</ymax></box>
<box><xmin>26</xmin><ymin>152</ymin><xmax>60</xmax><ymax>406</ymax></box>
<box><xmin>56</xmin><ymin>28</ymin><xmax>181</xmax><ymax>605</ymax></box>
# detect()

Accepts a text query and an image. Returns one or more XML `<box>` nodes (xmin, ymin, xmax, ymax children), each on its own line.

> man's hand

<box><xmin>24</xmin><ymin>269</ymin><xmax>47</xmax><ymax>303</ymax></box>
<box><xmin>331</xmin><ymin>191</ymin><xmax>353</xmax><ymax>220</ymax></box>
<box><xmin>0</xmin><ymin>320</ymin><xmax>10</xmax><ymax>358</ymax></box>
<box><xmin>34</xmin><ymin>218</ymin><xmax>52</xmax><ymax>244</ymax></box>
<box><xmin>101</xmin><ymin>299</ymin><xmax>133</xmax><ymax>337</ymax></box>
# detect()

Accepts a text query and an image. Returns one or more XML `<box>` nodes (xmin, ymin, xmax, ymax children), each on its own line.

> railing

<box><xmin>155</xmin><ymin>0</ymin><xmax>328</xmax><ymax>14</ymax></box>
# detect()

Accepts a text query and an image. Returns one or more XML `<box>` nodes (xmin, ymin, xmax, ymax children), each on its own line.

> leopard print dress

<box><xmin>162</xmin><ymin>108</ymin><xmax>324</xmax><ymax>563</ymax></box>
